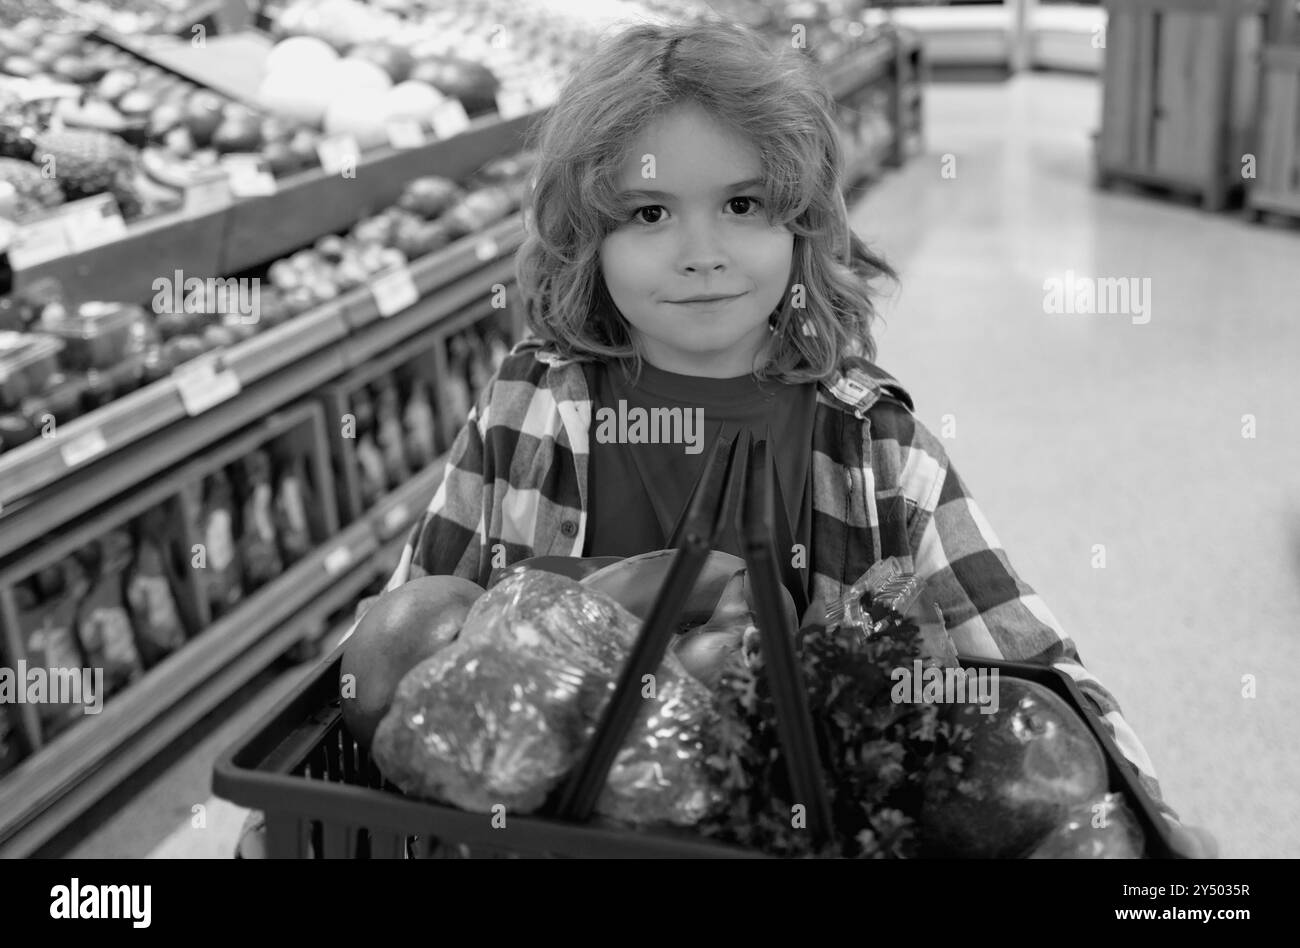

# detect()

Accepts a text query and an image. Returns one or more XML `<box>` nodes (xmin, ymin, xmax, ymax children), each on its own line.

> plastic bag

<box><xmin>371</xmin><ymin>569</ymin><xmax>721</xmax><ymax>826</ymax></box>
<box><xmin>1028</xmin><ymin>792</ymin><xmax>1146</xmax><ymax>858</ymax></box>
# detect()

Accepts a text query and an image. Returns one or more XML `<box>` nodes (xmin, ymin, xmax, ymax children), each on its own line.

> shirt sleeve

<box><xmin>908</xmin><ymin>453</ymin><xmax>1184</xmax><ymax>827</ymax></box>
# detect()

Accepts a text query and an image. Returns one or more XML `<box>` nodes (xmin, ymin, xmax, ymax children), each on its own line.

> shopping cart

<box><xmin>213</xmin><ymin>428</ymin><xmax>1181</xmax><ymax>858</ymax></box>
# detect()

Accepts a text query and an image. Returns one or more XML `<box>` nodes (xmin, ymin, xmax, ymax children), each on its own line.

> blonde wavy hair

<box><xmin>514</xmin><ymin>19</ymin><xmax>896</xmax><ymax>385</ymax></box>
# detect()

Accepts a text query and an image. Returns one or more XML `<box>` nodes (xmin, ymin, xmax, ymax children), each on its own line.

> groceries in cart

<box><xmin>338</xmin><ymin>432</ymin><xmax>1152</xmax><ymax>858</ymax></box>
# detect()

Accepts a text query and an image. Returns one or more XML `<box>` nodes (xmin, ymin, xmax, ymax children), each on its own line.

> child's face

<box><xmin>600</xmin><ymin>102</ymin><xmax>794</xmax><ymax>377</ymax></box>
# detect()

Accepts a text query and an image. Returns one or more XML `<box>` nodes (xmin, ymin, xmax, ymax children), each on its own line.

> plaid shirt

<box><xmin>381</xmin><ymin>338</ymin><xmax>1182</xmax><ymax>828</ymax></box>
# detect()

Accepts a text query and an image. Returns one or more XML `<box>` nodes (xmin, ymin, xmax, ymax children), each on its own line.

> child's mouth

<box><xmin>667</xmin><ymin>292</ymin><xmax>746</xmax><ymax>308</ymax></box>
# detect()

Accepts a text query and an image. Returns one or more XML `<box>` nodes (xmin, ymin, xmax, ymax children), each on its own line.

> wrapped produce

<box><xmin>1028</xmin><ymin>792</ymin><xmax>1145</xmax><ymax>859</ymax></box>
<box><xmin>371</xmin><ymin>569</ymin><xmax>721</xmax><ymax>827</ymax></box>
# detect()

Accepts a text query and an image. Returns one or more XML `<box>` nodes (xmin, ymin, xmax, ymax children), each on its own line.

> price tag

<box><xmin>222</xmin><ymin>154</ymin><xmax>277</xmax><ymax>197</ymax></box>
<box><xmin>430</xmin><ymin>99</ymin><xmax>471</xmax><ymax>140</ymax></box>
<box><xmin>62</xmin><ymin>194</ymin><xmax>127</xmax><ymax>253</ymax></box>
<box><xmin>474</xmin><ymin>237</ymin><xmax>499</xmax><ymax>262</ymax></box>
<box><xmin>184</xmin><ymin>171</ymin><xmax>233</xmax><ymax>214</ymax></box>
<box><xmin>493</xmin><ymin>88</ymin><xmax>532</xmax><ymax>121</ymax></box>
<box><xmin>173</xmin><ymin>358</ymin><xmax>242</xmax><ymax>417</ymax></box>
<box><xmin>383</xmin><ymin>503</ymin><xmax>410</xmax><ymax>535</ymax></box>
<box><xmin>370</xmin><ymin>266</ymin><xmax>419</xmax><ymax>318</ymax></box>
<box><xmin>386</xmin><ymin>120</ymin><xmax>426</xmax><ymax>149</ymax></box>
<box><xmin>60</xmin><ymin>428</ymin><xmax>108</xmax><ymax>469</ymax></box>
<box><xmin>317</xmin><ymin>134</ymin><xmax>362</xmax><ymax>176</ymax></box>
<box><xmin>324</xmin><ymin>546</ymin><xmax>353</xmax><ymax>576</ymax></box>
<box><xmin>7</xmin><ymin>215</ymin><xmax>72</xmax><ymax>270</ymax></box>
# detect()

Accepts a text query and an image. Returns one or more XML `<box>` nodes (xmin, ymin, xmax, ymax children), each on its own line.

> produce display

<box><xmin>3</xmin><ymin>430</ymin><xmax>325</xmax><ymax>739</ymax></box>
<box><xmin>0</xmin><ymin>161</ymin><xmax>529</xmax><ymax>457</ymax></box>
<box><xmin>0</xmin><ymin>1</ymin><xmax>208</xmax><ymax>34</ymax></box>
<box><xmin>344</xmin><ymin>553</ymin><xmax>1151</xmax><ymax>858</ymax></box>
<box><xmin>11</xmin><ymin>500</ymin><xmax>189</xmax><ymax>737</ymax></box>
<box><xmin>0</xmin><ymin>26</ymin><xmax>332</xmax><ymax>219</ymax></box>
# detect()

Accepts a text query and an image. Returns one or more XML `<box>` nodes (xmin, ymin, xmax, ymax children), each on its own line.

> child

<box><xmin>243</xmin><ymin>20</ymin><xmax>1214</xmax><ymax>858</ymax></box>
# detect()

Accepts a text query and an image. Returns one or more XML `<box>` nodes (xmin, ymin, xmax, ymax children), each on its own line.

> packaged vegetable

<box><xmin>125</xmin><ymin>512</ymin><xmax>188</xmax><ymax>667</ymax></box>
<box><xmin>16</xmin><ymin>565</ymin><xmax>91</xmax><ymax>735</ymax></box>
<box><xmin>74</xmin><ymin>531</ymin><xmax>144</xmax><ymax>697</ymax></box>
<box><xmin>372</xmin><ymin>569</ymin><xmax>721</xmax><ymax>827</ymax></box>
<box><xmin>402</xmin><ymin>376</ymin><xmax>438</xmax><ymax>469</ymax></box>
<box><xmin>235</xmin><ymin>450</ymin><xmax>282</xmax><ymax>590</ymax></box>
<box><xmin>373</xmin><ymin>380</ymin><xmax>410</xmax><ymax>488</ymax></box>
<box><xmin>273</xmin><ymin>450</ymin><xmax>314</xmax><ymax>566</ymax></box>
<box><xmin>199</xmin><ymin>470</ymin><xmax>243</xmax><ymax>620</ymax></box>
<box><xmin>351</xmin><ymin>388</ymin><xmax>388</xmax><ymax>509</ymax></box>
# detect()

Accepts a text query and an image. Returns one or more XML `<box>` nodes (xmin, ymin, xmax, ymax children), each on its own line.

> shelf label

<box><xmin>63</xmin><ymin>194</ymin><xmax>128</xmax><ymax>253</ymax></box>
<box><xmin>174</xmin><ymin>357</ymin><xmax>242</xmax><ymax>417</ymax></box>
<box><xmin>317</xmin><ymin>134</ymin><xmax>362</xmax><ymax>176</ymax></box>
<box><xmin>60</xmin><ymin>428</ymin><xmax>108</xmax><ymax>469</ymax></box>
<box><xmin>185</xmin><ymin>171</ymin><xmax>234</xmax><ymax>215</ymax></box>
<box><xmin>383</xmin><ymin>503</ymin><xmax>410</xmax><ymax>535</ymax></box>
<box><xmin>7</xmin><ymin>214</ymin><xmax>71</xmax><ymax>271</ymax></box>
<box><xmin>473</xmin><ymin>237</ymin><xmax>499</xmax><ymax>262</ymax></box>
<box><xmin>370</xmin><ymin>266</ymin><xmax>419</xmax><ymax>318</ymax></box>
<box><xmin>386</xmin><ymin>120</ymin><xmax>426</xmax><ymax>150</ymax></box>
<box><xmin>430</xmin><ymin>99</ymin><xmax>471</xmax><ymax>140</ymax></box>
<box><xmin>324</xmin><ymin>546</ymin><xmax>353</xmax><ymax>576</ymax></box>
<box><xmin>494</xmin><ymin>88</ymin><xmax>532</xmax><ymax>122</ymax></box>
<box><xmin>222</xmin><ymin>154</ymin><xmax>277</xmax><ymax>197</ymax></box>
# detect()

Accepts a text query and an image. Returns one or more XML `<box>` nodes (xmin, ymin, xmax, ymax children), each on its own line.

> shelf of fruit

<box><xmin>0</xmin><ymin>163</ymin><xmax>528</xmax><ymax>534</ymax></box>
<box><xmin>0</xmin><ymin>12</ymin><xmax>546</xmax><ymax>298</ymax></box>
<box><xmin>0</xmin><ymin>0</ymin><xmax>224</xmax><ymax>35</ymax></box>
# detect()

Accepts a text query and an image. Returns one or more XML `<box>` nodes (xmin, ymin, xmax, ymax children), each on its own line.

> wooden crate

<box><xmin>1098</xmin><ymin>0</ymin><xmax>1267</xmax><ymax>211</ymax></box>
<box><xmin>1248</xmin><ymin>44</ymin><xmax>1300</xmax><ymax>218</ymax></box>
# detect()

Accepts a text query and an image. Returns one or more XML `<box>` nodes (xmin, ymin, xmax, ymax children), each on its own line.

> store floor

<box><xmin>46</xmin><ymin>72</ymin><xmax>1300</xmax><ymax>859</ymax></box>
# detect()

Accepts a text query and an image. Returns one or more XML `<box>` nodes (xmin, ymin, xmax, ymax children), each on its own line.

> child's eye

<box><xmin>631</xmin><ymin>205</ymin><xmax>666</xmax><ymax>225</ymax></box>
<box><xmin>727</xmin><ymin>196</ymin><xmax>763</xmax><ymax>215</ymax></box>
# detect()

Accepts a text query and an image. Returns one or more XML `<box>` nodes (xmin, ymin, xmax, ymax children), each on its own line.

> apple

<box><xmin>341</xmin><ymin>575</ymin><xmax>485</xmax><ymax>749</ymax></box>
<box><xmin>183</xmin><ymin>91</ymin><xmax>225</xmax><ymax>147</ymax></box>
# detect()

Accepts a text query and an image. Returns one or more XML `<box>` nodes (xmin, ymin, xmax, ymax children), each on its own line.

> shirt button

<box><xmin>561</xmin><ymin>520</ymin><xmax>578</xmax><ymax>537</ymax></box>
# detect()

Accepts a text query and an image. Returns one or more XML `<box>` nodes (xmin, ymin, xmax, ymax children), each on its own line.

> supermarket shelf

<box><xmin>7</xmin><ymin>112</ymin><xmax>537</xmax><ymax>306</ymax></box>
<box><xmin>0</xmin><ymin>517</ymin><xmax>383</xmax><ymax>857</ymax></box>
<box><xmin>8</xmin><ymin>200</ymin><xmax>230</xmax><ymax>306</ymax></box>
<box><xmin>218</xmin><ymin>115</ymin><xmax>537</xmax><ymax>277</ymax></box>
<box><xmin>0</xmin><ymin>220</ymin><xmax>522</xmax><ymax>528</ymax></box>
<box><xmin>0</xmin><ymin>439</ymin><xmax>447</xmax><ymax>857</ymax></box>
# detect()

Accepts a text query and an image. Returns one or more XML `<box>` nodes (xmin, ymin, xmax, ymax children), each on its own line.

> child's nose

<box><xmin>677</xmin><ymin>221</ymin><xmax>729</xmax><ymax>272</ymax></box>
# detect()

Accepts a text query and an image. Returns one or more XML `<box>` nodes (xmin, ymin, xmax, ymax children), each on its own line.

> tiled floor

<box><xmin>853</xmin><ymin>73</ymin><xmax>1300</xmax><ymax>859</ymax></box>
<box><xmin>47</xmin><ymin>72</ymin><xmax>1300</xmax><ymax>859</ymax></box>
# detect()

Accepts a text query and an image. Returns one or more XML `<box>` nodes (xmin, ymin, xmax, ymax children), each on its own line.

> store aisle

<box><xmin>47</xmin><ymin>73</ymin><xmax>1298</xmax><ymax>860</ymax></box>
<box><xmin>852</xmin><ymin>74</ymin><xmax>1300</xmax><ymax>859</ymax></box>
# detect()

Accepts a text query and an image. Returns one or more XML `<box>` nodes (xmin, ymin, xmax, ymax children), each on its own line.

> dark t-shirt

<box><xmin>581</xmin><ymin>359</ymin><xmax>818</xmax><ymax>617</ymax></box>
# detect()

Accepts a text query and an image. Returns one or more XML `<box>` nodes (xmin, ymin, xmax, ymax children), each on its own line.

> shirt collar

<box><xmin>527</xmin><ymin>341</ymin><xmax>913</xmax><ymax>416</ymax></box>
